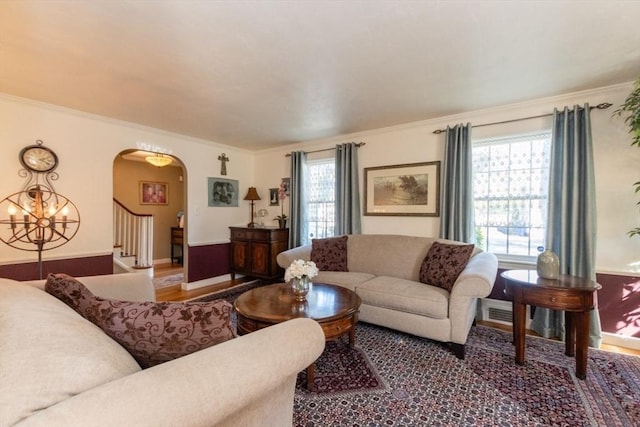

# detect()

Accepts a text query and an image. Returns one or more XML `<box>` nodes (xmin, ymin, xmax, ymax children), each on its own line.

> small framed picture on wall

<box><xmin>269</xmin><ymin>188</ymin><xmax>279</xmax><ymax>206</ymax></box>
<box><xmin>140</xmin><ymin>181</ymin><xmax>169</xmax><ymax>205</ymax></box>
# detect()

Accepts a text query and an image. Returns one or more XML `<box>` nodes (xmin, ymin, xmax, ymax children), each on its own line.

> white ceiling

<box><xmin>1</xmin><ymin>1</ymin><xmax>639</xmax><ymax>150</ymax></box>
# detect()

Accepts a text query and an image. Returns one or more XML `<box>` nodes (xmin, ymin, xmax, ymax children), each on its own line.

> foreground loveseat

<box><xmin>0</xmin><ymin>273</ymin><xmax>325</xmax><ymax>427</ymax></box>
<box><xmin>277</xmin><ymin>234</ymin><xmax>498</xmax><ymax>358</ymax></box>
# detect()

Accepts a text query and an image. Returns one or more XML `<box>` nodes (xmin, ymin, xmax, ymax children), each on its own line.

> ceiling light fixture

<box><xmin>145</xmin><ymin>153</ymin><xmax>172</xmax><ymax>167</ymax></box>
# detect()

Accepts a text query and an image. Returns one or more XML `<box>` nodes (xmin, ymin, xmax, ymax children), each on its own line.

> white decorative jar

<box><xmin>536</xmin><ymin>246</ymin><xmax>559</xmax><ymax>279</ymax></box>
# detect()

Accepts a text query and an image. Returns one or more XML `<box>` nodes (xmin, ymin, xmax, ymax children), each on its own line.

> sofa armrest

<box><xmin>22</xmin><ymin>273</ymin><xmax>156</xmax><ymax>302</ymax></box>
<box><xmin>276</xmin><ymin>245</ymin><xmax>312</xmax><ymax>268</ymax></box>
<box><xmin>448</xmin><ymin>251</ymin><xmax>498</xmax><ymax>345</ymax></box>
<box><xmin>19</xmin><ymin>318</ymin><xmax>325</xmax><ymax>427</ymax></box>
<box><xmin>450</xmin><ymin>252</ymin><xmax>499</xmax><ymax>298</ymax></box>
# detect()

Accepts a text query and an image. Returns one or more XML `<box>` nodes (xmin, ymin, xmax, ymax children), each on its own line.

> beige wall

<box><xmin>1</xmin><ymin>82</ymin><xmax>638</xmax><ymax>275</ymax></box>
<box><xmin>113</xmin><ymin>156</ymin><xmax>184</xmax><ymax>261</ymax></box>
<box><xmin>254</xmin><ymin>82</ymin><xmax>640</xmax><ymax>275</ymax></box>
<box><xmin>0</xmin><ymin>94</ymin><xmax>255</xmax><ymax>266</ymax></box>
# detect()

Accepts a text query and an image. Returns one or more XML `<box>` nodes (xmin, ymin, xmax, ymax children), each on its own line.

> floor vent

<box><xmin>478</xmin><ymin>298</ymin><xmax>531</xmax><ymax>329</ymax></box>
<box><xmin>488</xmin><ymin>306</ymin><xmax>512</xmax><ymax>324</ymax></box>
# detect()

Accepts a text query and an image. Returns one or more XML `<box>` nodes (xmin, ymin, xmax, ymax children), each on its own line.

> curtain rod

<box><xmin>431</xmin><ymin>102</ymin><xmax>612</xmax><ymax>134</ymax></box>
<box><xmin>285</xmin><ymin>142</ymin><xmax>366</xmax><ymax>157</ymax></box>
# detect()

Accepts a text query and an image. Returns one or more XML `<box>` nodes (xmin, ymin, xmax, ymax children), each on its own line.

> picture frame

<box><xmin>208</xmin><ymin>177</ymin><xmax>239</xmax><ymax>207</ymax></box>
<box><xmin>281</xmin><ymin>177</ymin><xmax>290</xmax><ymax>196</ymax></box>
<box><xmin>364</xmin><ymin>161</ymin><xmax>440</xmax><ymax>216</ymax></box>
<box><xmin>140</xmin><ymin>181</ymin><xmax>169</xmax><ymax>205</ymax></box>
<box><xmin>269</xmin><ymin>188</ymin><xmax>279</xmax><ymax>206</ymax></box>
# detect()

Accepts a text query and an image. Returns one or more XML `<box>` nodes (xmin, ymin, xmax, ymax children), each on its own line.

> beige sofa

<box><xmin>0</xmin><ymin>273</ymin><xmax>325</xmax><ymax>427</ymax></box>
<box><xmin>277</xmin><ymin>234</ymin><xmax>498</xmax><ymax>358</ymax></box>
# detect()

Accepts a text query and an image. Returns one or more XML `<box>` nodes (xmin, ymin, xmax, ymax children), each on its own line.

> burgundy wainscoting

<box><xmin>186</xmin><ymin>243</ymin><xmax>230</xmax><ymax>283</ymax></box>
<box><xmin>0</xmin><ymin>254</ymin><xmax>113</xmax><ymax>281</ymax></box>
<box><xmin>490</xmin><ymin>267</ymin><xmax>640</xmax><ymax>338</ymax></box>
<box><xmin>596</xmin><ymin>272</ymin><xmax>640</xmax><ymax>338</ymax></box>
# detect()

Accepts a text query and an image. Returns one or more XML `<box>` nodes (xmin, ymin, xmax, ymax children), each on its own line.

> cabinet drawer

<box><xmin>321</xmin><ymin>315</ymin><xmax>356</xmax><ymax>340</ymax></box>
<box><xmin>522</xmin><ymin>289</ymin><xmax>587</xmax><ymax>310</ymax></box>
<box><xmin>230</xmin><ymin>229</ymin><xmax>247</xmax><ymax>240</ymax></box>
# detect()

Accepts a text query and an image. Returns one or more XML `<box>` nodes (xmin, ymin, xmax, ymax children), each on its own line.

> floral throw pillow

<box><xmin>310</xmin><ymin>235</ymin><xmax>349</xmax><ymax>271</ymax></box>
<box><xmin>419</xmin><ymin>242</ymin><xmax>475</xmax><ymax>292</ymax></box>
<box><xmin>45</xmin><ymin>273</ymin><xmax>235</xmax><ymax>368</ymax></box>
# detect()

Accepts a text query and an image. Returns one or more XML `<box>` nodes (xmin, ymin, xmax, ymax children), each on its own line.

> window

<box><xmin>305</xmin><ymin>158</ymin><xmax>335</xmax><ymax>244</ymax></box>
<box><xmin>473</xmin><ymin>131</ymin><xmax>551</xmax><ymax>258</ymax></box>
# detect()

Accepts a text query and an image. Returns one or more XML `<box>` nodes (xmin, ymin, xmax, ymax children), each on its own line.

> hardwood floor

<box><xmin>153</xmin><ymin>263</ymin><xmax>251</xmax><ymax>302</ymax></box>
<box><xmin>152</xmin><ymin>264</ymin><xmax>639</xmax><ymax>357</ymax></box>
<box><xmin>477</xmin><ymin>320</ymin><xmax>640</xmax><ymax>356</ymax></box>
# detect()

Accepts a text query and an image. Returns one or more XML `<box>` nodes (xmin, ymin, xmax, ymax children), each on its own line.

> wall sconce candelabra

<box><xmin>0</xmin><ymin>140</ymin><xmax>81</xmax><ymax>279</ymax></box>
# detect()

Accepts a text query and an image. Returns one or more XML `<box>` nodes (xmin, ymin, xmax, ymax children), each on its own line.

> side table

<box><xmin>501</xmin><ymin>269</ymin><xmax>601</xmax><ymax>380</ymax></box>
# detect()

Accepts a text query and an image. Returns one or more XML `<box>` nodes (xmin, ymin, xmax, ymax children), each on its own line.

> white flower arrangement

<box><xmin>284</xmin><ymin>259</ymin><xmax>319</xmax><ymax>282</ymax></box>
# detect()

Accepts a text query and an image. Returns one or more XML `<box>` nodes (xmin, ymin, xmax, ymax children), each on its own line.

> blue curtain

<box><xmin>335</xmin><ymin>143</ymin><xmax>361</xmax><ymax>236</ymax></box>
<box><xmin>440</xmin><ymin>123</ymin><xmax>474</xmax><ymax>243</ymax></box>
<box><xmin>531</xmin><ymin>104</ymin><xmax>602</xmax><ymax>348</ymax></box>
<box><xmin>288</xmin><ymin>151</ymin><xmax>307</xmax><ymax>248</ymax></box>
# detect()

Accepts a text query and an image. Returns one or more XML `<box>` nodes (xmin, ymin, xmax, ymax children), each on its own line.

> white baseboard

<box><xmin>602</xmin><ymin>332</ymin><xmax>640</xmax><ymax>351</ymax></box>
<box><xmin>181</xmin><ymin>273</ymin><xmax>242</xmax><ymax>291</ymax></box>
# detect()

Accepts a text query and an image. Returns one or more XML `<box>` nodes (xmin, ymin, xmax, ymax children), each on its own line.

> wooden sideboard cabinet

<box><xmin>229</xmin><ymin>227</ymin><xmax>289</xmax><ymax>280</ymax></box>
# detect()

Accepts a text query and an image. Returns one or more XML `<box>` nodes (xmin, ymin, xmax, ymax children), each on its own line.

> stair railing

<box><xmin>113</xmin><ymin>198</ymin><xmax>153</xmax><ymax>268</ymax></box>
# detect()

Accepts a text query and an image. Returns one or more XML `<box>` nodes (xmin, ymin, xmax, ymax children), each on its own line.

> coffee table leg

<box><xmin>306</xmin><ymin>363</ymin><xmax>315</xmax><ymax>390</ymax></box>
<box><xmin>349</xmin><ymin>328</ymin><xmax>356</xmax><ymax>348</ymax></box>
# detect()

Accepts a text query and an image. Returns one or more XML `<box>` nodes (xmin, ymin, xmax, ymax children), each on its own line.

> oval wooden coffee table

<box><xmin>234</xmin><ymin>282</ymin><xmax>361</xmax><ymax>389</ymax></box>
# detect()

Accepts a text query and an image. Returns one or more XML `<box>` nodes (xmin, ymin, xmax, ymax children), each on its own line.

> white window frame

<box><xmin>303</xmin><ymin>157</ymin><xmax>335</xmax><ymax>245</ymax></box>
<box><xmin>472</xmin><ymin>131</ymin><xmax>552</xmax><ymax>263</ymax></box>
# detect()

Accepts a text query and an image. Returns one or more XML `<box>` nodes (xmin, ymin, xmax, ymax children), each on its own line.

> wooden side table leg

<box><xmin>306</xmin><ymin>363</ymin><xmax>315</xmax><ymax>390</ymax></box>
<box><xmin>513</xmin><ymin>300</ymin><xmax>526</xmax><ymax>365</ymax></box>
<box><xmin>565</xmin><ymin>311</ymin><xmax>576</xmax><ymax>357</ymax></box>
<box><xmin>575</xmin><ymin>311</ymin><xmax>590</xmax><ymax>380</ymax></box>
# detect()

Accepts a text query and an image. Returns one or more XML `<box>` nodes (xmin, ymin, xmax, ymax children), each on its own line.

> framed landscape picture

<box><xmin>140</xmin><ymin>181</ymin><xmax>168</xmax><ymax>205</ymax></box>
<box><xmin>208</xmin><ymin>177</ymin><xmax>239</xmax><ymax>207</ymax></box>
<box><xmin>364</xmin><ymin>161</ymin><xmax>440</xmax><ymax>216</ymax></box>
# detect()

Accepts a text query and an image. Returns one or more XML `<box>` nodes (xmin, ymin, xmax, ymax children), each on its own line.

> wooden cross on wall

<box><xmin>217</xmin><ymin>153</ymin><xmax>229</xmax><ymax>175</ymax></box>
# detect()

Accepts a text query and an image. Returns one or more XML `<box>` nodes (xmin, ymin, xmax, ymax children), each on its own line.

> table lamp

<box><xmin>243</xmin><ymin>187</ymin><xmax>261</xmax><ymax>228</ymax></box>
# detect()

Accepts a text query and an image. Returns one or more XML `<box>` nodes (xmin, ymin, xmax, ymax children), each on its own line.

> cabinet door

<box><xmin>231</xmin><ymin>241</ymin><xmax>249</xmax><ymax>273</ymax></box>
<box><xmin>250</xmin><ymin>242</ymin><xmax>270</xmax><ymax>276</ymax></box>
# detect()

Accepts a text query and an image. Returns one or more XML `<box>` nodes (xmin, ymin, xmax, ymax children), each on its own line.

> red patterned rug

<box><xmin>296</xmin><ymin>338</ymin><xmax>387</xmax><ymax>397</ymax></box>
<box><xmin>293</xmin><ymin>323</ymin><xmax>640</xmax><ymax>426</ymax></box>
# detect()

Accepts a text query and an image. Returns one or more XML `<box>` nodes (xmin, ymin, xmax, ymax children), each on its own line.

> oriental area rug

<box><xmin>293</xmin><ymin>324</ymin><xmax>640</xmax><ymax>426</ymax></box>
<box><xmin>192</xmin><ymin>288</ymin><xmax>639</xmax><ymax>426</ymax></box>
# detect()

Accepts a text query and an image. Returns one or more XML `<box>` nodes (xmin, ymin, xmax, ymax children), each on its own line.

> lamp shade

<box><xmin>243</xmin><ymin>187</ymin><xmax>261</xmax><ymax>201</ymax></box>
<box><xmin>145</xmin><ymin>154</ymin><xmax>172</xmax><ymax>167</ymax></box>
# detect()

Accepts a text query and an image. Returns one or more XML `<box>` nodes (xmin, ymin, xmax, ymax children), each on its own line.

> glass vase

<box><xmin>291</xmin><ymin>276</ymin><xmax>311</xmax><ymax>301</ymax></box>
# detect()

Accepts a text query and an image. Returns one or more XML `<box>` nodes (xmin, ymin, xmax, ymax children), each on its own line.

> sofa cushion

<box><xmin>355</xmin><ymin>276</ymin><xmax>450</xmax><ymax>319</ymax></box>
<box><xmin>346</xmin><ymin>234</ymin><xmax>434</xmax><ymax>281</ymax></box>
<box><xmin>419</xmin><ymin>242</ymin><xmax>475</xmax><ymax>291</ymax></box>
<box><xmin>0</xmin><ymin>279</ymin><xmax>141</xmax><ymax>427</ymax></box>
<box><xmin>46</xmin><ymin>273</ymin><xmax>236</xmax><ymax>368</ymax></box>
<box><xmin>314</xmin><ymin>271</ymin><xmax>375</xmax><ymax>292</ymax></box>
<box><xmin>311</xmin><ymin>235</ymin><xmax>349</xmax><ymax>271</ymax></box>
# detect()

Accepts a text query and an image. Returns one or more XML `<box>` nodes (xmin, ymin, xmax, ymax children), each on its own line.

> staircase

<box><xmin>113</xmin><ymin>198</ymin><xmax>153</xmax><ymax>270</ymax></box>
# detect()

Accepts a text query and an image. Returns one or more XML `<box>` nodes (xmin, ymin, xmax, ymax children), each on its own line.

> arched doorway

<box><xmin>112</xmin><ymin>150</ymin><xmax>187</xmax><ymax>288</ymax></box>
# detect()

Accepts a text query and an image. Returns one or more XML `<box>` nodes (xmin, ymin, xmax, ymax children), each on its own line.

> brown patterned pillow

<box><xmin>419</xmin><ymin>242</ymin><xmax>475</xmax><ymax>292</ymax></box>
<box><xmin>45</xmin><ymin>273</ymin><xmax>235</xmax><ymax>368</ymax></box>
<box><xmin>310</xmin><ymin>235</ymin><xmax>348</xmax><ymax>271</ymax></box>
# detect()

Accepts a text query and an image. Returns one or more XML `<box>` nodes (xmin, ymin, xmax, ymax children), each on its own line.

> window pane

<box><xmin>305</xmin><ymin>159</ymin><xmax>335</xmax><ymax>244</ymax></box>
<box><xmin>473</xmin><ymin>132</ymin><xmax>551</xmax><ymax>257</ymax></box>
